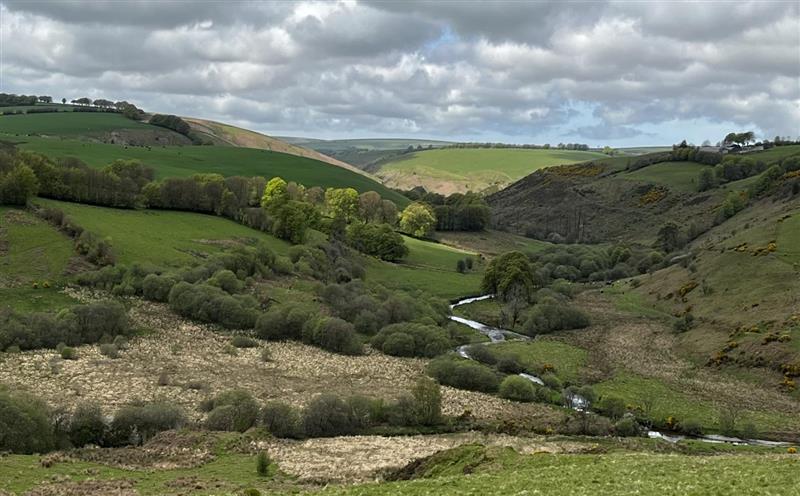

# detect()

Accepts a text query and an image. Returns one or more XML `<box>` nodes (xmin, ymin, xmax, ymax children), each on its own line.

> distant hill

<box><xmin>374</xmin><ymin>147</ymin><xmax>607</xmax><ymax>195</ymax></box>
<box><xmin>278</xmin><ymin>137</ymin><xmax>454</xmax><ymax>152</ymax></box>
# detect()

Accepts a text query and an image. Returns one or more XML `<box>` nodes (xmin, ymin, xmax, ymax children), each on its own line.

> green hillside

<box><xmin>9</xmin><ymin>136</ymin><xmax>407</xmax><ymax>205</ymax></box>
<box><xmin>622</xmin><ymin>161</ymin><xmax>708</xmax><ymax>191</ymax></box>
<box><xmin>0</xmin><ymin>111</ymin><xmax>157</xmax><ymax>136</ymax></box>
<box><xmin>376</xmin><ymin>148</ymin><xmax>607</xmax><ymax>194</ymax></box>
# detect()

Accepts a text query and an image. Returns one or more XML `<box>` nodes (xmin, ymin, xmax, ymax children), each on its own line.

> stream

<box><xmin>448</xmin><ymin>295</ymin><xmax>791</xmax><ymax>448</ymax></box>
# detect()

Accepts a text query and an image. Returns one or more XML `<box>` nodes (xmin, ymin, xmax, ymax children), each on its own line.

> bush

<box><xmin>0</xmin><ymin>389</ymin><xmax>55</xmax><ymax>453</ymax></box>
<box><xmin>345</xmin><ymin>223</ymin><xmax>408</xmax><ymax>261</ymax></box>
<box><xmin>142</xmin><ymin>274</ymin><xmax>177</xmax><ymax>302</ymax></box>
<box><xmin>496</xmin><ymin>356</ymin><xmax>524</xmax><ymax>374</ymax></box>
<box><xmin>204</xmin><ymin>390</ymin><xmax>259</xmax><ymax>432</ymax></box>
<box><xmin>208</xmin><ymin>269</ymin><xmax>243</xmax><ymax>294</ymax></box>
<box><xmin>60</xmin><ymin>346</ymin><xmax>77</xmax><ymax>360</ymax></box>
<box><xmin>522</xmin><ymin>302</ymin><xmax>590</xmax><ymax>337</ymax></box>
<box><xmin>466</xmin><ymin>344</ymin><xmax>497</xmax><ymax>365</ymax></box>
<box><xmin>304</xmin><ymin>317</ymin><xmax>363</xmax><ymax>355</ymax></box>
<box><xmin>260</xmin><ymin>401</ymin><xmax>301</xmax><ymax>438</ymax></box>
<box><xmin>109</xmin><ymin>402</ymin><xmax>185</xmax><ymax>446</ymax></box>
<box><xmin>99</xmin><ymin>343</ymin><xmax>119</xmax><ymax>359</ymax></box>
<box><xmin>614</xmin><ymin>417</ymin><xmax>640</xmax><ymax>437</ymax></box>
<box><xmin>411</xmin><ymin>377</ymin><xmax>442</xmax><ymax>426</ymax></box>
<box><xmin>427</xmin><ymin>357</ymin><xmax>500</xmax><ymax>393</ymax></box>
<box><xmin>679</xmin><ymin>418</ymin><xmax>703</xmax><ymax>437</ymax></box>
<box><xmin>256</xmin><ymin>451</ymin><xmax>270</xmax><ymax>477</ymax></box>
<box><xmin>597</xmin><ymin>396</ymin><xmax>626</xmax><ymax>420</ymax></box>
<box><xmin>302</xmin><ymin>394</ymin><xmax>358</xmax><ymax>437</ymax></box>
<box><xmin>68</xmin><ymin>403</ymin><xmax>106</xmax><ymax>447</ymax></box>
<box><xmin>231</xmin><ymin>335</ymin><xmax>259</xmax><ymax>348</ymax></box>
<box><xmin>168</xmin><ymin>282</ymin><xmax>258</xmax><ymax>329</ymax></box>
<box><xmin>255</xmin><ymin>303</ymin><xmax>313</xmax><ymax>341</ymax></box>
<box><xmin>498</xmin><ymin>375</ymin><xmax>536</xmax><ymax>402</ymax></box>
<box><xmin>372</xmin><ymin>323</ymin><xmax>451</xmax><ymax>358</ymax></box>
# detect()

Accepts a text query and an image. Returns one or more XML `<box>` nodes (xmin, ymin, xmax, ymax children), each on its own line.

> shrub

<box><xmin>466</xmin><ymin>345</ymin><xmax>497</xmax><ymax>365</ymax></box>
<box><xmin>255</xmin><ymin>303</ymin><xmax>313</xmax><ymax>341</ymax></box>
<box><xmin>168</xmin><ymin>282</ymin><xmax>258</xmax><ymax>329</ymax></box>
<box><xmin>372</xmin><ymin>323</ymin><xmax>451</xmax><ymax>358</ymax></box>
<box><xmin>411</xmin><ymin>376</ymin><xmax>442</xmax><ymax>426</ymax></box>
<box><xmin>60</xmin><ymin>346</ymin><xmax>77</xmax><ymax>360</ymax></box>
<box><xmin>208</xmin><ymin>269</ymin><xmax>243</xmax><ymax>294</ymax></box>
<box><xmin>302</xmin><ymin>394</ymin><xmax>358</xmax><ymax>437</ymax></box>
<box><xmin>109</xmin><ymin>402</ymin><xmax>185</xmax><ymax>446</ymax></box>
<box><xmin>345</xmin><ymin>223</ymin><xmax>408</xmax><ymax>261</ymax></box>
<box><xmin>496</xmin><ymin>356</ymin><xmax>524</xmax><ymax>374</ymax></box>
<box><xmin>68</xmin><ymin>403</ymin><xmax>106</xmax><ymax>447</ymax></box>
<box><xmin>304</xmin><ymin>317</ymin><xmax>363</xmax><ymax>355</ymax></box>
<box><xmin>142</xmin><ymin>274</ymin><xmax>177</xmax><ymax>302</ymax></box>
<box><xmin>260</xmin><ymin>401</ymin><xmax>301</xmax><ymax>438</ymax></box>
<box><xmin>680</xmin><ymin>419</ymin><xmax>703</xmax><ymax>437</ymax></box>
<box><xmin>0</xmin><ymin>389</ymin><xmax>55</xmax><ymax>453</ymax></box>
<box><xmin>231</xmin><ymin>335</ymin><xmax>259</xmax><ymax>348</ymax></box>
<box><xmin>499</xmin><ymin>375</ymin><xmax>536</xmax><ymax>402</ymax></box>
<box><xmin>256</xmin><ymin>451</ymin><xmax>270</xmax><ymax>477</ymax></box>
<box><xmin>597</xmin><ymin>396</ymin><xmax>626</xmax><ymax>420</ymax></box>
<box><xmin>260</xmin><ymin>347</ymin><xmax>272</xmax><ymax>362</ymax></box>
<box><xmin>204</xmin><ymin>390</ymin><xmax>259</xmax><ymax>432</ymax></box>
<box><xmin>614</xmin><ymin>417</ymin><xmax>640</xmax><ymax>437</ymax></box>
<box><xmin>427</xmin><ymin>357</ymin><xmax>500</xmax><ymax>393</ymax></box>
<box><xmin>99</xmin><ymin>343</ymin><xmax>119</xmax><ymax>359</ymax></box>
<box><xmin>541</xmin><ymin>373</ymin><xmax>562</xmax><ymax>390</ymax></box>
<box><xmin>522</xmin><ymin>302</ymin><xmax>590</xmax><ymax>336</ymax></box>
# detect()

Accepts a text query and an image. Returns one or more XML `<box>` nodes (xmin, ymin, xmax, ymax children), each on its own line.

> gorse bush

<box><xmin>67</xmin><ymin>403</ymin><xmax>106</xmax><ymax>447</ymax></box>
<box><xmin>260</xmin><ymin>401</ymin><xmax>302</xmax><ymax>438</ymax></box>
<box><xmin>255</xmin><ymin>303</ymin><xmax>314</xmax><ymax>341</ymax></box>
<box><xmin>303</xmin><ymin>317</ymin><xmax>363</xmax><ymax>355</ymax></box>
<box><xmin>302</xmin><ymin>394</ymin><xmax>359</xmax><ymax>437</ymax></box>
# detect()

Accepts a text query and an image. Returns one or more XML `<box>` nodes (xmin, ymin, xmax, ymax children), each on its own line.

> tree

<box><xmin>482</xmin><ymin>251</ymin><xmax>536</xmax><ymax>302</ymax></box>
<box><xmin>0</xmin><ymin>165</ymin><xmax>39</xmax><ymax>205</ymax></box>
<box><xmin>260</xmin><ymin>177</ymin><xmax>289</xmax><ymax>211</ymax></box>
<box><xmin>698</xmin><ymin>168</ymin><xmax>715</xmax><ymax>192</ymax></box>
<box><xmin>411</xmin><ymin>376</ymin><xmax>442</xmax><ymax>426</ymax></box>
<box><xmin>655</xmin><ymin>222</ymin><xmax>681</xmax><ymax>253</ymax></box>
<box><xmin>37</xmin><ymin>95</ymin><xmax>53</xmax><ymax>104</ymax></box>
<box><xmin>61</xmin><ymin>98</ymin><xmax>67</xmax><ymax>104</ymax></box>
<box><xmin>399</xmin><ymin>202</ymin><xmax>436</xmax><ymax>237</ymax></box>
<box><xmin>325</xmin><ymin>187</ymin><xmax>359</xmax><ymax>221</ymax></box>
<box><xmin>357</xmin><ymin>191</ymin><xmax>383</xmax><ymax>223</ymax></box>
<box><xmin>602</xmin><ymin>146</ymin><xmax>616</xmax><ymax>156</ymax></box>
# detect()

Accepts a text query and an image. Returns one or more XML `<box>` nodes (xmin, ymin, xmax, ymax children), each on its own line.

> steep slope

<box><xmin>488</xmin><ymin>147</ymin><xmax>800</xmax><ymax>244</ymax></box>
<box><xmin>184</xmin><ymin>118</ymin><xmax>371</xmax><ymax>177</ymax></box>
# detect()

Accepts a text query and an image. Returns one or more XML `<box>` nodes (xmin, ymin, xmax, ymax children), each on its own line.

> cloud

<box><xmin>1</xmin><ymin>0</ymin><xmax>797</xmax><ymax>143</ymax></box>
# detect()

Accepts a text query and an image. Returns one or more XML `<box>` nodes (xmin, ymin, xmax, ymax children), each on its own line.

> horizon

<box><xmin>2</xmin><ymin>1</ymin><xmax>799</xmax><ymax>146</ymax></box>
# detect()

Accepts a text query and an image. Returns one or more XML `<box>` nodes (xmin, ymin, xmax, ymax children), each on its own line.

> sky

<box><xmin>1</xmin><ymin>0</ymin><xmax>798</xmax><ymax>146</ymax></box>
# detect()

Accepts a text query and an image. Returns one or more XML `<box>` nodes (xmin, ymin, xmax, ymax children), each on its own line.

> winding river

<box><xmin>448</xmin><ymin>295</ymin><xmax>790</xmax><ymax>448</ymax></box>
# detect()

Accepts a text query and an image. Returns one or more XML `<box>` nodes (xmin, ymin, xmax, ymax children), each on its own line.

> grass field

<box><xmin>0</xmin><ymin>207</ymin><xmax>74</xmax><ymax>286</ymax></box>
<box><xmin>376</xmin><ymin>148</ymin><xmax>607</xmax><ymax>194</ymax></box>
<box><xmin>489</xmin><ymin>340</ymin><xmax>588</xmax><ymax>383</ymax></box>
<box><xmin>33</xmin><ymin>199</ymin><xmax>290</xmax><ymax>267</ymax></box>
<box><xmin>11</xmin><ymin>135</ymin><xmax>407</xmax><ymax>205</ymax></box>
<box><xmin>623</xmin><ymin>161</ymin><xmax>709</xmax><ymax>192</ymax></box>
<box><xmin>0</xmin><ymin>111</ymin><xmax>159</xmax><ymax>136</ymax></box>
<box><xmin>434</xmin><ymin>230</ymin><xmax>550</xmax><ymax>258</ymax></box>
<box><xmin>367</xmin><ymin>237</ymin><xmax>483</xmax><ymax>300</ymax></box>
<box><xmin>778</xmin><ymin>213</ymin><xmax>800</xmax><ymax>264</ymax></box>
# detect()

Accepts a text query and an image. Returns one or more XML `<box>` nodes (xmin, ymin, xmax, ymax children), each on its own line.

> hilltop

<box><xmin>374</xmin><ymin>147</ymin><xmax>607</xmax><ymax>195</ymax></box>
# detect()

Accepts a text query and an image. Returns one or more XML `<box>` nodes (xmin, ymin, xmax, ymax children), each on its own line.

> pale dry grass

<box><xmin>257</xmin><ymin>432</ymin><xmax>593</xmax><ymax>483</ymax></box>
<box><xmin>0</xmin><ymin>294</ymin><xmax>564</xmax><ymax>425</ymax></box>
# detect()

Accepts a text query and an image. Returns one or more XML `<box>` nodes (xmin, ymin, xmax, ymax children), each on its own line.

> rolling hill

<box><xmin>0</xmin><ymin>111</ymin><xmax>408</xmax><ymax>205</ymax></box>
<box><xmin>374</xmin><ymin>147</ymin><xmax>608</xmax><ymax>194</ymax></box>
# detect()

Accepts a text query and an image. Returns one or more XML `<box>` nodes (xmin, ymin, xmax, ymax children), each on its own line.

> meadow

<box><xmin>622</xmin><ymin>161</ymin><xmax>708</xmax><ymax>192</ymax></box>
<box><xmin>0</xmin><ymin>111</ymin><xmax>157</xmax><ymax>136</ymax></box>
<box><xmin>377</xmin><ymin>148</ymin><xmax>606</xmax><ymax>193</ymax></box>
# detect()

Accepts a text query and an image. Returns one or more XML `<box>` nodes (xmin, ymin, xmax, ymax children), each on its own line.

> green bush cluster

<box><xmin>0</xmin><ymin>300</ymin><xmax>131</xmax><ymax>352</ymax></box>
<box><xmin>372</xmin><ymin>322</ymin><xmax>452</xmax><ymax>358</ymax></box>
<box><xmin>427</xmin><ymin>357</ymin><xmax>501</xmax><ymax>393</ymax></box>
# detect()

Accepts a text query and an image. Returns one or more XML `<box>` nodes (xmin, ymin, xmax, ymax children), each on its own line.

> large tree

<box><xmin>325</xmin><ymin>187</ymin><xmax>359</xmax><ymax>221</ymax></box>
<box><xmin>399</xmin><ymin>202</ymin><xmax>436</xmax><ymax>238</ymax></box>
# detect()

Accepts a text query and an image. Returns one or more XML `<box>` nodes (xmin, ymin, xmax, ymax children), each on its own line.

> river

<box><xmin>448</xmin><ymin>295</ymin><xmax>790</xmax><ymax>447</ymax></box>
